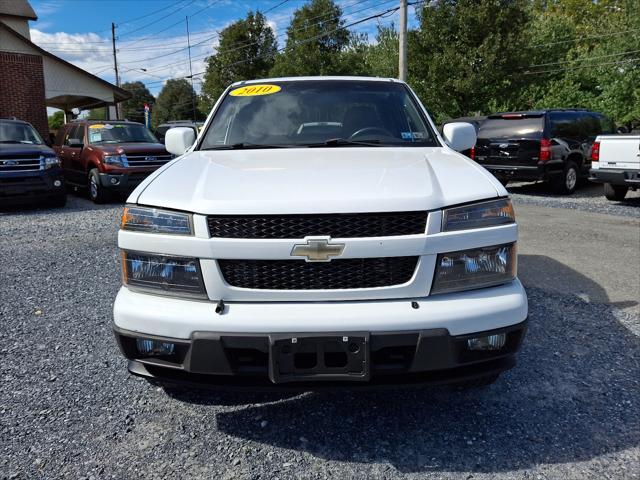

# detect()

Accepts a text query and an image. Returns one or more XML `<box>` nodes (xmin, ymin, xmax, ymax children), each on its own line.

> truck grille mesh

<box><xmin>207</xmin><ymin>212</ymin><xmax>428</xmax><ymax>239</ymax></box>
<box><xmin>218</xmin><ymin>257</ymin><xmax>419</xmax><ymax>290</ymax></box>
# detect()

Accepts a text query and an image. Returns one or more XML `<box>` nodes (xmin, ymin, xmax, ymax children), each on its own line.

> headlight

<box><xmin>42</xmin><ymin>156</ymin><xmax>60</xmax><ymax>169</ymax></box>
<box><xmin>104</xmin><ymin>154</ymin><xmax>129</xmax><ymax>167</ymax></box>
<box><xmin>442</xmin><ymin>198</ymin><xmax>514</xmax><ymax>232</ymax></box>
<box><xmin>431</xmin><ymin>243</ymin><xmax>516</xmax><ymax>295</ymax></box>
<box><xmin>121</xmin><ymin>206</ymin><xmax>193</xmax><ymax>235</ymax></box>
<box><xmin>121</xmin><ymin>251</ymin><xmax>206</xmax><ymax>298</ymax></box>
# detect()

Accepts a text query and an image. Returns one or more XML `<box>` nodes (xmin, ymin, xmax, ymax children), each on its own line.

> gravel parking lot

<box><xmin>1</xmin><ymin>183</ymin><xmax>639</xmax><ymax>479</ymax></box>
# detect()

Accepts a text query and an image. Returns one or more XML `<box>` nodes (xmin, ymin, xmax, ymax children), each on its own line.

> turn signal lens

<box><xmin>136</xmin><ymin>338</ymin><xmax>176</xmax><ymax>356</ymax></box>
<box><xmin>442</xmin><ymin>198</ymin><xmax>515</xmax><ymax>232</ymax></box>
<box><xmin>539</xmin><ymin>138</ymin><xmax>552</xmax><ymax>162</ymax></box>
<box><xmin>431</xmin><ymin>243</ymin><xmax>516</xmax><ymax>295</ymax></box>
<box><xmin>121</xmin><ymin>206</ymin><xmax>193</xmax><ymax>235</ymax></box>
<box><xmin>467</xmin><ymin>333</ymin><xmax>506</xmax><ymax>351</ymax></box>
<box><xmin>591</xmin><ymin>141</ymin><xmax>600</xmax><ymax>162</ymax></box>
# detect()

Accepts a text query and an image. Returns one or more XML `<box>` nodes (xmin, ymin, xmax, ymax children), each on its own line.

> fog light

<box><xmin>467</xmin><ymin>333</ymin><xmax>506</xmax><ymax>351</ymax></box>
<box><xmin>136</xmin><ymin>338</ymin><xmax>175</xmax><ymax>356</ymax></box>
<box><xmin>110</xmin><ymin>177</ymin><xmax>119</xmax><ymax>185</ymax></box>
<box><xmin>53</xmin><ymin>180</ymin><xmax>62</xmax><ymax>187</ymax></box>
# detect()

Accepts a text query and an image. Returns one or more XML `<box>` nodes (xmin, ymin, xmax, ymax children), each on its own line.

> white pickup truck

<box><xmin>113</xmin><ymin>77</ymin><xmax>528</xmax><ymax>389</ymax></box>
<box><xmin>589</xmin><ymin>135</ymin><xmax>640</xmax><ymax>200</ymax></box>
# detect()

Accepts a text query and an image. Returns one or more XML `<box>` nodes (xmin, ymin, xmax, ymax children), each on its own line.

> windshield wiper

<box><xmin>202</xmin><ymin>143</ymin><xmax>298</xmax><ymax>150</ymax></box>
<box><xmin>306</xmin><ymin>138</ymin><xmax>383</xmax><ymax>147</ymax></box>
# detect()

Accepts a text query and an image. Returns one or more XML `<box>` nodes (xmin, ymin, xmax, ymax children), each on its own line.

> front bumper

<box><xmin>98</xmin><ymin>171</ymin><xmax>152</xmax><ymax>192</ymax></box>
<box><xmin>115</xmin><ymin>322</ymin><xmax>527</xmax><ymax>389</ymax></box>
<box><xmin>589</xmin><ymin>168</ymin><xmax>640</xmax><ymax>187</ymax></box>
<box><xmin>0</xmin><ymin>169</ymin><xmax>65</xmax><ymax>204</ymax></box>
<box><xmin>113</xmin><ymin>280</ymin><xmax>528</xmax><ymax>387</ymax></box>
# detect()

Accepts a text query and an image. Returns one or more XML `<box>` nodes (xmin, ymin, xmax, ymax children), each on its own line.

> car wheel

<box><xmin>551</xmin><ymin>160</ymin><xmax>579</xmax><ymax>194</ymax></box>
<box><xmin>88</xmin><ymin>169</ymin><xmax>110</xmax><ymax>204</ymax></box>
<box><xmin>51</xmin><ymin>194</ymin><xmax>67</xmax><ymax>208</ymax></box>
<box><xmin>452</xmin><ymin>373</ymin><xmax>500</xmax><ymax>390</ymax></box>
<box><xmin>603</xmin><ymin>183</ymin><xmax>628</xmax><ymax>201</ymax></box>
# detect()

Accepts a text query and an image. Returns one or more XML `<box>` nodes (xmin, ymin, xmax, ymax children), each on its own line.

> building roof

<box><xmin>0</xmin><ymin>0</ymin><xmax>37</xmax><ymax>20</ymax></box>
<box><xmin>0</xmin><ymin>21</ymin><xmax>130</xmax><ymax>107</ymax></box>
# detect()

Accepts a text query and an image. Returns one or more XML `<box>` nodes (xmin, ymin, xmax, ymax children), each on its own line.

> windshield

<box><xmin>200</xmin><ymin>80</ymin><xmax>438</xmax><ymax>149</ymax></box>
<box><xmin>88</xmin><ymin>123</ymin><xmax>158</xmax><ymax>144</ymax></box>
<box><xmin>0</xmin><ymin>122</ymin><xmax>44</xmax><ymax>144</ymax></box>
<box><xmin>478</xmin><ymin>117</ymin><xmax>544</xmax><ymax>140</ymax></box>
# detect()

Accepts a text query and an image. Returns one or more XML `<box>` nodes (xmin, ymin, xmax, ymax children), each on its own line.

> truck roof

<box><xmin>232</xmin><ymin>76</ymin><xmax>402</xmax><ymax>87</ymax></box>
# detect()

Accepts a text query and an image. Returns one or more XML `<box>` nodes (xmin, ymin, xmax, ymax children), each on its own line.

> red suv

<box><xmin>53</xmin><ymin>120</ymin><xmax>174</xmax><ymax>203</ymax></box>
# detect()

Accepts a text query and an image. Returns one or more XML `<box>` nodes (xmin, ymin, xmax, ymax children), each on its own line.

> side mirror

<box><xmin>442</xmin><ymin>122</ymin><xmax>477</xmax><ymax>152</ymax></box>
<box><xmin>165</xmin><ymin>127</ymin><xmax>196</xmax><ymax>156</ymax></box>
<box><xmin>68</xmin><ymin>139</ymin><xmax>83</xmax><ymax>149</ymax></box>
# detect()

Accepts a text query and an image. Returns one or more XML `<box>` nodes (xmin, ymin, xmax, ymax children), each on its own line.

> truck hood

<box><xmin>0</xmin><ymin>144</ymin><xmax>54</xmax><ymax>157</ymax></box>
<box><xmin>134</xmin><ymin>147</ymin><xmax>503</xmax><ymax>214</ymax></box>
<box><xmin>97</xmin><ymin>143</ymin><xmax>168</xmax><ymax>155</ymax></box>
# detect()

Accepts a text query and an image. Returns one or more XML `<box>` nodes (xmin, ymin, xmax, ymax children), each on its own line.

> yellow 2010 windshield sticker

<box><xmin>230</xmin><ymin>84</ymin><xmax>281</xmax><ymax>97</ymax></box>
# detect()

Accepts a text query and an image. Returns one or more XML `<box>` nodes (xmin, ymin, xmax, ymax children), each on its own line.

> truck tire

<box><xmin>604</xmin><ymin>183</ymin><xmax>628</xmax><ymax>201</ymax></box>
<box><xmin>550</xmin><ymin>160</ymin><xmax>579</xmax><ymax>194</ymax></box>
<box><xmin>88</xmin><ymin>169</ymin><xmax>110</xmax><ymax>204</ymax></box>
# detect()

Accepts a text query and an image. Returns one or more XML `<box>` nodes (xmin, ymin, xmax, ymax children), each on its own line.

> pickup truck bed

<box><xmin>589</xmin><ymin>135</ymin><xmax>640</xmax><ymax>200</ymax></box>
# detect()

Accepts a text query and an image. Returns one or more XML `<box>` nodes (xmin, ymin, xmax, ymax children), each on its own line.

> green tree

<box><xmin>152</xmin><ymin>79</ymin><xmax>200</xmax><ymax>126</ymax></box>
<box><xmin>48</xmin><ymin>111</ymin><xmax>65</xmax><ymax>130</ymax></box>
<box><xmin>270</xmin><ymin>0</ymin><xmax>350</xmax><ymax>77</ymax></box>
<box><xmin>87</xmin><ymin>107</ymin><xmax>107</xmax><ymax>120</ymax></box>
<box><xmin>120</xmin><ymin>81</ymin><xmax>155</xmax><ymax>123</ymax></box>
<box><xmin>363</xmin><ymin>25</ymin><xmax>398</xmax><ymax>78</ymax></box>
<box><xmin>409</xmin><ymin>0</ymin><xmax>530</xmax><ymax>122</ymax></box>
<box><xmin>201</xmin><ymin>11</ymin><xmax>277</xmax><ymax>109</ymax></box>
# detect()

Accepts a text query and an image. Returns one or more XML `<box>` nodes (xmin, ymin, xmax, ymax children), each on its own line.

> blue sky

<box><xmin>28</xmin><ymin>0</ymin><xmax>421</xmax><ymax>97</ymax></box>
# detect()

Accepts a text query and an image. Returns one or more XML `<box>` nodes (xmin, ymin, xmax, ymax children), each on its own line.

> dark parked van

<box><xmin>0</xmin><ymin>118</ymin><xmax>66</xmax><ymax>207</ymax></box>
<box><xmin>472</xmin><ymin>109</ymin><xmax>614</xmax><ymax>194</ymax></box>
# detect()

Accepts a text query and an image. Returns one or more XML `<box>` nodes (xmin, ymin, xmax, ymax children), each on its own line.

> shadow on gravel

<box><xmin>519</xmin><ymin>254</ymin><xmax>638</xmax><ymax>310</ymax></box>
<box><xmin>198</xmin><ymin>257</ymin><xmax>640</xmax><ymax>474</ymax></box>
<box><xmin>0</xmin><ymin>193</ymin><xmax>124</xmax><ymax>216</ymax></box>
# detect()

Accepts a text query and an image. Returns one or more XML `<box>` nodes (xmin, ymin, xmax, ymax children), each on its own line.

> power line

<box><xmin>263</xmin><ymin>0</ymin><xmax>291</xmax><ymax>14</ymax></box>
<box><xmin>521</xmin><ymin>57</ymin><xmax>640</xmax><ymax>76</ymax></box>
<box><xmin>526</xmin><ymin>49</ymin><xmax>640</xmax><ymax>69</ymax></box>
<box><xmin>140</xmin><ymin>0</ymin><xmax>394</xmax><ymax>75</ymax></box>
<box><xmin>531</xmin><ymin>27</ymin><xmax>640</xmax><ymax>49</ymax></box>
<box><xmin>117</xmin><ymin>0</ymin><xmax>198</xmax><ymax>38</ymax></box>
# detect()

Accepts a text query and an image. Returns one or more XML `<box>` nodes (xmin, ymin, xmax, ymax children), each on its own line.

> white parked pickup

<box><xmin>113</xmin><ymin>76</ymin><xmax>528</xmax><ymax>389</ymax></box>
<box><xmin>590</xmin><ymin>134</ymin><xmax>640</xmax><ymax>200</ymax></box>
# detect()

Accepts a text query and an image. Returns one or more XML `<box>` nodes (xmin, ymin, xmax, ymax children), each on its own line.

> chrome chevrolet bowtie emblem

<box><xmin>291</xmin><ymin>237</ymin><xmax>345</xmax><ymax>262</ymax></box>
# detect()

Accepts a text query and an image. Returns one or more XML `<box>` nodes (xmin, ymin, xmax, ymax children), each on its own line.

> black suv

<box><xmin>472</xmin><ymin>109</ymin><xmax>614</xmax><ymax>194</ymax></box>
<box><xmin>153</xmin><ymin>120</ymin><xmax>203</xmax><ymax>144</ymax></box>
<box><xmin>0</xmin><ymin>118</ymin><xmax>66</xmax><ymax>207</ymax></box>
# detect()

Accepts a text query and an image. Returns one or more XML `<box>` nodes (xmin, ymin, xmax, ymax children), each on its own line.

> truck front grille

<box><xmin>218</xmin><ymin>257</ymin><xmax>418</xmax><ymax>290</ymax></box>
<box><xmin>0</xmin><ymin>157</ymin><xmax>42</xmax><ymax>172</ymax></box>
<box><xmin>126</xmin><ymin>155</ymin><xmax>173</xmax><ymax>168</ymax></box>
<box><xmin>207</xmin><ymin>212</ymin><xmax>428</xmax><ymax>239</ymax></box>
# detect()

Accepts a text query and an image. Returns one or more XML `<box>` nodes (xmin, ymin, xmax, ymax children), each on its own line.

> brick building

<box><xmin>0</xmin><ymin>0</ymin><xmax>129</xmax><ymax>138</ymax></box>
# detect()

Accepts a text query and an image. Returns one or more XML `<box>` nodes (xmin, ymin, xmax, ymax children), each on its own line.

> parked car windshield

<box><xmin>88</xmin><ymin>123</ymin><xmax>158</xmax><ymax>144</ymax></box>
<box><xmin>200</xmin><ymin>80</ymin><xmax>438</xmax><ymax>149</ymax></box>
<box><xmin>0</xmin><ymin>122</ymin><xmax>44</xmax><ymax>144</ymax></box>
<box><xmin>478</xmin><ymin>116</ymin><xmax>544</xmax><ymax>140</ymax></box>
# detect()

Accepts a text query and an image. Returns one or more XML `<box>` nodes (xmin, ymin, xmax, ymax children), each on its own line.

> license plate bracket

<box><xmin>269</xmin><ymin>333</ymin><xmax>370</xmax><ymax>383</ymax></box>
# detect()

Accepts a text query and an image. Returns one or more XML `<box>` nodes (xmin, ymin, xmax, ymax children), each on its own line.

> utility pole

<box><xmin>111</xmin><ymin>22</ymin><xmax>121</xmax><ymax>119</ymax></box>
<box><xmin>398</xmin><ymin>0</ymin><xmax>408</xmax><ymax>82</ymax></box>
<box><xmin>186</xmin><ymin>16</ymin><xmax>196</xmax><ymax>122</ymax></box>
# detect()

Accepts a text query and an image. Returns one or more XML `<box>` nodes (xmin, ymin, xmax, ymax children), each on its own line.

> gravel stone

<box><xmin>1</xmin><ymin>192</ymin><xmax>638</xmax><ymax>479</ymax></box>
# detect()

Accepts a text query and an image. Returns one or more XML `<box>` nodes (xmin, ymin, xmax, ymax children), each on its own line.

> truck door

<box><xmin>64</xmin><ymin>125</ymin><xmax>85</xmax><ymax>184</ymax></box>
